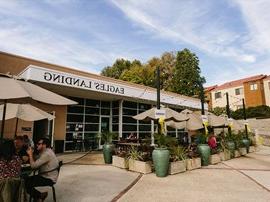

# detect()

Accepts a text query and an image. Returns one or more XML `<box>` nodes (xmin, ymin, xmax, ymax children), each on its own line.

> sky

<box><xmin>0</xmin><ymin>0</ymin><xmax>270</xmax><ymax>86</ymax></box>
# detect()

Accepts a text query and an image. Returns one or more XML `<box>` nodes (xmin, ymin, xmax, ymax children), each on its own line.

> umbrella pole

<box><xmin>0</xmin><ymin>100</ymin><xmax>7</xmax><ymax>142</ymax></box>
<box><xmin>156</xmin><ymin>66</ymin><xmax>161</xmax><ymax>134</ymax></box>
<box><xmin>14</xmin><ymin>118</ymin><xmax>19</xmax><ymax>138</ymax></box>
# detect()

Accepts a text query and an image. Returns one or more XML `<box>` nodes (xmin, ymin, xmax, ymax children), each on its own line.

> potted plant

<box><xmin>216</xmin><ymin>132</ymin><xmax>231</xmax><ymax>161</ymax></box>
<box><xmin>225</xmin><ymin>132</ymin><xmax>236</xmax><ymax>158</ymax></box>
<box><xmin>209</xmin><ymin>145</ymin><xmax>221</xmax><ymax>165</ymax></box>
<box><xmin>113</xmin><ymin>148</ymin><xmax>129</xmax><ymax>169</ymax></box>
<box><xmin>168</xmin><ymin>146</ymin><xmax>187</xmax><ymax>174</ymax></box>
<box><xmin>152</xmin><ymin>133</ymin><xmax>176</xmax><ymax>177</ymax></box>
<box><xmin>127</xmin><ymin>146</ymin><xmax>152</xmax><ymax>174</ymax></box>
<box><xmin>101</xmin><ymin>132</ymin><xmax>117</xmax><ymax>164</ymax></box>
<box><xmin>248</xmin><ymin>132</ymin><xmax>257</xmax><ymax>152</ymax></box>
<box><xmin>196</xmin><ymin>132</ymin><xmax>211</xmax><ymax>166</ymax></box>
<box><xmin>186</xmin><ymin>143</ymin><xmax>201</xmax><ymax>170</ymax></box>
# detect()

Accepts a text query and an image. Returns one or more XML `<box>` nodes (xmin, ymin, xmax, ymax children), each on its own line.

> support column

<box><xmin>119</xmin><ymin>99</ymin><xmax>123</xmax><ymax>138</ymax></box>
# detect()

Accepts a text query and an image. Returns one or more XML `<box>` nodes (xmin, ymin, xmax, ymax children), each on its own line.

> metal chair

<box><xmin>29</xmin><ymin>161</ymin><xmax>63</xmax><ymax>202</ymax></box>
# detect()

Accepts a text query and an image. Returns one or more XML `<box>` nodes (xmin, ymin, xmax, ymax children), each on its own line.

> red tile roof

<box><xmin>264</xmin><ymin>75</ymin><xmax>270</xmax><ymax>81</ymax></box>
<box><xmin>211</xmin><ymin>74</ymin><xmax>267</xmax><ymax>91</ymax></box>
<box><xmin>204</xmin><ymin>85</ymin><xmax>218</xmax><ymax>92</ymax></box>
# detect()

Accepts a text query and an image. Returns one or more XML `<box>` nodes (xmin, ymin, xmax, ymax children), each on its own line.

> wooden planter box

<box><xmin>112</xmin><ymin>156</ymin><xmax>129</xmax><ymax>169</ymax></box>
<box><xmin>169</xmin><ymin>160</ymin><xmax>186</xmax><ymax>175</ymax></box>
<box><xmin>234</xmin><ymin>150</ymin><xmax>241</xmax><ymax>158</ymax></box>
<box><xmin>128</xmin><ymin>159</ymin><xmax>152</xmax><ymax>174</ymax></box>
<box><xmin>249</xmin><ymin>146</ymin><xmax>256</xmax><ymax>153</ymax></box>
<box><xmin>210</xmin><ymin>154</ymin><xmax>221</xmax><ymax>164</ymax></box>
<box><xmin>186</xmin><ymin>158</ymin><xmax>201</xmax><ymax>170</ymax></box>
<box><xmin>219</xmin><ymin>151</ymin><xmax>230</xmax><ymax>161</ymax></box>
<box><xmin>239</xmin><ymin>148</ymin><xmax>247</xmax><ymax>156</ymax></box>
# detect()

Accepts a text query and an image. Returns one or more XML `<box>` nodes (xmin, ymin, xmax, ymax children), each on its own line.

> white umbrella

<box><xmin>167</xmin><ymin>109</ymin><xmax>204</xmax><ymax>131</ymax></box>
<box><xmin>0</xmin><ymin>74</ymin><xmax>77</xmax><ymax>139</ymax></box>
<box><xmin>219</xmin><ymin>114</ymin><xmax>245</xmax><ymax>132</ymax></box>
<box><xmin>194</xmin><ymin>111</ymin><xmax>226</xmax><ymax>127</ymax></box>
<box><xmin>133</xmin><ymin>107</ymin><xmax>188</xmax><ymax>146</ymax></box>
<box><xmin>0</xmin><ymin>74</ymin><xmax>77</xmax><ymax>105</ymax></box>
<box><xmin>132</xmin><ymin>107</ymin><xmax>189</xmax><ymax>122</ymax></box>
<box><xmin>0</xmin><ymin>103</ymin><xmax>55</xmax><ymax>136</ymax></box>
<box><xmin>0</xmin><ymin>103</ymin><xmax>55</xmax><ymax>121</ymax></box>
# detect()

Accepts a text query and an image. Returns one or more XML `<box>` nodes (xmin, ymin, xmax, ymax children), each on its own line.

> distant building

<box><xmin>263</xmin><ymin>76</ymin><xmax>270</xmax><ymax>106</ymax></box>
<box><xmin>205</xmin><ymin>74</ymin><xmax>270</xmax><ymax>111</ymax></box>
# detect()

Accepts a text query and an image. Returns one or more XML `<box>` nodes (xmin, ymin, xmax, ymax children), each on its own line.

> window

<box><xmin>215</xmin><ymin>92</ymin><xmax>221</xmax><ymax>99</ymax></box>
<box><xmin>235</xmin><ymin>88</ymin><xmax>243</xmax><ymax>95</ymax></box>
<box><xmin>250</xmin><ymin>84</ymin><xmax>258</xmax><ymax>91</ymax></box>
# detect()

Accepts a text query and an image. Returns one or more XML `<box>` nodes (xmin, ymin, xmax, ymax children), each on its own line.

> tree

<box><xmin>101</xmin><ymin>59</ymin><xmax>132</xmax><ymax>79</ymax></box>
<box><xmin>157</xmin><ymin>52</ymin><xmax>176</xmax><ymax>90</ymax></box>
<box><xmin>211</xmin><ymin>107</ymin><xmax>227</xmax><ymax>116</ymax></box>
<box><xmin>169</xmin><ymin>49</ymin><xmax>205</xmax><ymax>97</ymax></box>
<box><xmin>231</xmin><ymin>105</ymin><xmax>270</xmax><ymax>119</ymax></box>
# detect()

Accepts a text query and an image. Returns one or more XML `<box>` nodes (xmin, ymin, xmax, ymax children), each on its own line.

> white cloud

<box><xmin>234</xmin><ymin>0</ymin><xmax>270</xmax><ymax>54</ymax></box>
<box><xmin>110</xmin><ymin>0</ymin><xmax>256</xmax><ymax>63</ymax></box>
<box><xmin>0</xmin><ymin>1</ymin><xmax>144</xmax><ymax>74</ymax></box>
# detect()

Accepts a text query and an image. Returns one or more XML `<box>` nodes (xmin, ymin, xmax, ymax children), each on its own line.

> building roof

<box><xmin>213</xmin><ymin>74</ymin><xmax>267</xmax><ymax>91</ymax></box>
<box><xmin>204</xmin><ymin>85</ymin><xmax>218</xmax><ymax>92</ymax></box>
<box><xmin>264</xmin><ymin>75</ymin><xmax>270</xmax><ymax>81</ymax></box>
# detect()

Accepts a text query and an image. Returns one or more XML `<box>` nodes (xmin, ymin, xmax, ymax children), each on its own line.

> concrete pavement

<box><xmin>45</xmin><ymin>146</ymin><xmax>270</xmax><ymax>202</ymax></box>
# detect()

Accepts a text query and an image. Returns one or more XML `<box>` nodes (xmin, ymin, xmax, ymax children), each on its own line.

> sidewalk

<box><xmin>47</xmin><ymin>146</ymin><xmax>270</xmax><ymax>202</ymax></box>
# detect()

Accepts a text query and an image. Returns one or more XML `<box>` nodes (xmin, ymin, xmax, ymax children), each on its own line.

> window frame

<box><xmin>214</xmin><ymin>92</ymin><xmax>222</xmax><ymax>99</ymax></box>
<box><xmin>250</xmin><ymin>83</ymin><xmax>258</xmax><ymax>91</ymax></box>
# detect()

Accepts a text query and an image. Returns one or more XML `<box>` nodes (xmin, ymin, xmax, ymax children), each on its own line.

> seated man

<box><xmin>14</xmin><ymin>136</ymin><xmax>29</xmax><ymax>163</ymax></box>
<box><xmin>25</xmin><ymin>138</ymin><xmax>59</xmax><ymax>201</ymax></box>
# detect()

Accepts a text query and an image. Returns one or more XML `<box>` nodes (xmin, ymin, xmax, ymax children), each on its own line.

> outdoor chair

<box><xmin>29</xmin><ymin>160</ymin><xmax>63</xmax><ymax>202</ymax></box>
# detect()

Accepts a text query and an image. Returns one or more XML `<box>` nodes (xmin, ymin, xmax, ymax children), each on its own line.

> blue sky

<box><xmin>1</xmin><ymin>0</ymin><xmax>270</xmax><ymax>86</ymax></box>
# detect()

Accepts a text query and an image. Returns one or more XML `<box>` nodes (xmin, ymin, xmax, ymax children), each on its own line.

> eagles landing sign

<box><xmin>20</xmin><ymin>65</ymin><xmax>126</xmax><ymax>96</ymax></box>
<box><xmin>43</xmin><ymin>72</ymin><xmax>125</xmax><ymax>95</ymax></box>
<box><xmin>19</xmin><ymin>65</ymin><xmax>205</xmax><ymax>109</ymax></box>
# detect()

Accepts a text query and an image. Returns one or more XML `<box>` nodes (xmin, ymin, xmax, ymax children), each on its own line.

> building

<box><xmin>204</xmin><ymin>85</ymin><xmax>217</xmax><ymax>111</ymax></box>
<box><xmin>263</xmin><ymin>76</ymin><xmax>270</xmax><ymax>106</ymax></box>
<box><xmin>0</xmin><ymin>51</ymin><xmax>206</xmax><ymax>152</ymax></box>
<box><xmin>205</xmin><ymin>74</ymin><xmax>269</xmax><ymax>111</ymax></box>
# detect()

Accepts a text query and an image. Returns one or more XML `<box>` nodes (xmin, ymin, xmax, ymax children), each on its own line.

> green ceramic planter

<box><xmin>241</xmin><ymin>139</ymin><xmax>250</xmax><ymax>153</ymax></box>
<box><xmin>103</xmin><ymin>144</ymin><xmax>113</xmax><ymax>164</ymax></box>
<box><xmin>197</xmin><ymin>144</ymin><xmax>211</xmax><ymax>166</ymax></box>
<box><xmin>152</xmin><ymin>148</ymin><xmax>170</xmax><ymax>177</ymax></box>
<box><xmin>226</xmin><ymin>141</ymin><xmax>235</xmax><ymax>158</ymax></box>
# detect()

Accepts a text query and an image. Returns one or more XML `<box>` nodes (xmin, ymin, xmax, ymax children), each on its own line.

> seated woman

<box><xmin>208</xmin><ymin>133</ymin><xmax>217</xmax><ymax>150</ymax></box>
<box><xmin>0</xmin><ymin>140</ymin><xmax>22</xmax><ymax>180</ymax></box>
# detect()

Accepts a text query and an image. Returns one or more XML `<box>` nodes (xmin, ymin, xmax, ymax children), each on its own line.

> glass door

<box><xmin>101</xmin><ymin>117</ymin><xmax>110</xmax><ymax>133</ymax></box>
<box><xmin>99</xmin><ymin>116</ymin><xmax>111</xmax><ymax>148</ymax></box>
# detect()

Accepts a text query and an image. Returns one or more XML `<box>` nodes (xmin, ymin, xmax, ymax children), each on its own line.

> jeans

<box><xmin>25</xmin><ymin>175</ymin><xmax>54</xmax><ymax>199</ymax></box>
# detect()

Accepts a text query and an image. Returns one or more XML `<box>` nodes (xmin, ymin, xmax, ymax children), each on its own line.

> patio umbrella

<box><xmin>194</xmin><ymin>111</ymin><xmax>226</xmax><ymax>127</ymax></box>
<box><xmin>133</xmin><ymin>107</ymin><xmax>188</xmax><ymax>146</ymax></box>
<box><xmin>0</xmin><ymin>74</ymin><xmax>77</xmax><ymax>139</ymax></box>
<box><xmin>166</xmin><ymin>109</ymin><xmax>204</xmax><ymax>131</ymax></box>
<box><xmin>0</xmin><ymin>103</ymin><xmax>55</xmax><ymax>121</ymax></box>
<box><xmin>0</xmin><ymin>103</ymin><xmax>55</xmax><ymax>136</ymax></box>
<box><xmin>219</xmin><ymin>114</ymin><xmax>245</xmax><ymax>132</ymax></box>
<box><xmin>132</xmin><ymin>107</ymin><xmax>189</xmax><ymax>122</ymax></box>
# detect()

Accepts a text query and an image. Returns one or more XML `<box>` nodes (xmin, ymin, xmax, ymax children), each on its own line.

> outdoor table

<box><xmin>116</xmin><ymin>142</ymin><xmax>141</xmax><ymax>152</ymax></box>
<box><xmin>21</xmin><ymin>164</ymin><xmax>32</xmax><ymax>177</ymax></box>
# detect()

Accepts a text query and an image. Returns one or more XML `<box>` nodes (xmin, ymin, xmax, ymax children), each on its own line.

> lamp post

<box><xmin>242</xmin><ymin>98</ymin><xmax>248</xmax><ymax>139</ymax></box>
<box><xmin>200</xmin><ymin>84</ymin><xmax>205</xmax><ymax>115</ymax></box>
<box><xmin>156</xmin><ymin>66</ymin><xmax>161</xmax><ymax>110</ymax></box>
<box><xmin>226</xmin><ymin>92</ymin><xmax>232</xmax><ymax>135</ymax></box>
